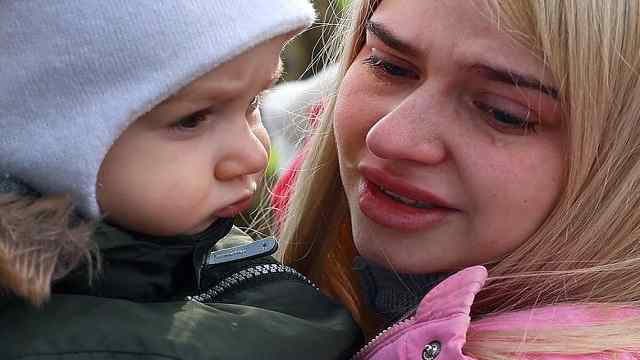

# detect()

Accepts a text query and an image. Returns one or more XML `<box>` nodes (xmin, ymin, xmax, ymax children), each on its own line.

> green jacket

<box><xmin>0</xmin><ymin>219</ymin><xmax>362</xmax><ymax>359</ymax></box>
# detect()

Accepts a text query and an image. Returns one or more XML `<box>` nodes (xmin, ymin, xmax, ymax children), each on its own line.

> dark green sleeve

<box><xmin>1</xmin><ymin>288</ymin><xmax>362</xmax><ymax>360</ymax></box>
<box><xmin>211</xmin><ymin>276</ymin><xmax>363</xmax><ymax>359</ymax></box>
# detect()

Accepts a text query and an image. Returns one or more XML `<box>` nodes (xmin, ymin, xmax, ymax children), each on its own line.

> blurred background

<box><xmin>238</xmin><ymin>0</ymin><xmax>349</xmax><ymax>236</ymax></box>
<box><xmin>280</xmin><ymin>0</ymin><xmax>347</xmax><ymax>81</ymax></box>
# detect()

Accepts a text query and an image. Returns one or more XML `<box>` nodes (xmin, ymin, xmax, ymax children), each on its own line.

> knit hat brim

<box><xmin>0</xmin><ymin>0</ymin><xmax>315</xmax><ymax>218</ymax></box>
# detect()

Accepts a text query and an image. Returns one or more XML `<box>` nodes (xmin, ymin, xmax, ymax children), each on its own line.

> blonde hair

<box><xmin>281</xmin><ymin>0</ymin><xmax>640</xmax><ymax>357</ymax></box>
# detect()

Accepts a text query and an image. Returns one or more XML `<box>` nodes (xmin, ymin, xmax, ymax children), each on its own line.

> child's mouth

<box><xmin>213</xmin><ymin>196</ymin><xmax>254</xmax><ymax>218</ymax></box>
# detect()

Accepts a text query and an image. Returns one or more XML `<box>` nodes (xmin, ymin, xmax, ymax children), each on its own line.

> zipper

<box><xmin>351</xmin><ymin>314</ymin><xmax>417</xmax><ymax>359</ymax></box>
<box><xmin>187</xmin><ymin>263</ymin><xmax>318</xmax><ymax>303</ymax></box>
<box><xmin>206</xmin><ymin>237</ymin><xmax>278</xmax><ymax>265</ymax></box>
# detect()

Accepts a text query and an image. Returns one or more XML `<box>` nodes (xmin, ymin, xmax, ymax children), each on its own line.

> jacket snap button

<box><xmin>422</xmin><ymin>341</ymin><xmax>441</xmax><ymax>360</ymax></box>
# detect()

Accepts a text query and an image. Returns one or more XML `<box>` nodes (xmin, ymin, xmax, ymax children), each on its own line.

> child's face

<box><xmin>97</xmin><ymin>34</ymin><xmax>292</xmax><ymax>236</ymax></box>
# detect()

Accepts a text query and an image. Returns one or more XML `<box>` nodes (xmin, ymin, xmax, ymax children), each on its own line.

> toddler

<box><xmin>0</xmin><ymin>1</ymin><xmax>361</xmax><ymax>359</ymax></box>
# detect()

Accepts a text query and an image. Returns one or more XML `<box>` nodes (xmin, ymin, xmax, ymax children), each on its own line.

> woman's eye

<box><xmin>362</xmin><ymin>55</ymin><xmax>418</xmax><ymax>79</ymax></box>
<box><xmin>474</xmin><ymin>101</ymin><xmax>538</xmax><ymax>134</ymax></box>
<box><xmin>172</xmin><ymin>111</ymin><xmax>209</xmax><ymax>131</ymax></box>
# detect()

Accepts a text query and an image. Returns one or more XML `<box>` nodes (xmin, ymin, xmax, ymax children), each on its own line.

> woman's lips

<box><xmin>360</xmin><ymin>166</ymin><xmax>454</xmax><ymax>208</ymax></box>
<box><xmin>358</xmin><ymin>178</ymin><xmax>456</xmax><ymax>232</ymax></box>
<box><xmin>213</xmin><ymin>196</ymin><xmax>254</xmax><ymax>218</ymax></box>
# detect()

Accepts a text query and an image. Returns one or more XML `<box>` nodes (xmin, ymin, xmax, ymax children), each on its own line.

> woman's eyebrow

<box><xmin>365</xmin><ymin>20</ymin><xmax>420</xmax><ymax>57</ymax></box>
<box><xmin>471</xmin><ymin>64</ymin><xmax>559</xmax><ymax>99</ymax></box>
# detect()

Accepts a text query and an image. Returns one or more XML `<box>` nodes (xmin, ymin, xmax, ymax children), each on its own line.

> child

<box><xmin>0</xmin><ymin>1</ymin><xmax>361</xmax><ymax>359</ymax></box>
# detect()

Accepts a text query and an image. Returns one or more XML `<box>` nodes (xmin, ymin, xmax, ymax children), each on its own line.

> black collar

<box><xmin>354</xmin><ymin>257</ymin><xmax>450</xmax><ymax>325</ymax></box>
<box><xmin>53</xmin><ymin>218</ymin><xmax>234</xmax><ymax>301</ymax></box>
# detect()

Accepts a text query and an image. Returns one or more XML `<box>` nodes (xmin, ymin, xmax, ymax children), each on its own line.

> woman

<box><xmin>278</xmin><ymin>0</ymin><xmax>640</xmax><ymax>358</ymax></box>
<box><xmin>0</xmin><ymin>1</ymin><xmax>361</xmax><ymax>359</ymax></box>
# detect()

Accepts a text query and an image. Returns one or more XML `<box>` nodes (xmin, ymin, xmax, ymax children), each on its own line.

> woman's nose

<box><xmin>365</xmin><ymin>97</ymin><xmax>448</xmax><ymax>165</ymax></box>
<box><xmin>214</xmin><ymin>120</ymin><xmax>270</xmax><ymax>181</ymax></box>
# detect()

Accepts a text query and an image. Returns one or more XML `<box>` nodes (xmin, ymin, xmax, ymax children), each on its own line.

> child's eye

<box><xmin>172</xmin><ymin>111</ymin><xmax>209</xmax><ymax>131</ymax></box>
<box><xmin>474</xmin><ymin>101</ymin><xmax>539</xmax><ymax>134</ymax></box>
<box><xmin>362</xmin><ymin>54</ymin><xmax>418</xmax><ymax>80</ymax></box>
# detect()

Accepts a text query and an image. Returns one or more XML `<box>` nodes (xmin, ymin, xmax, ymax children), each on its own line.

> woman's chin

<box><xmin>350</xmin><ymin>214</ymin><xmax>462</xmax><ymax>274</ymax></box>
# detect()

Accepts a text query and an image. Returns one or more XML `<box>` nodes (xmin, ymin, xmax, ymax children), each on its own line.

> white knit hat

<box><xmin>0</xmin><ymin>0</ymin><xmax>315</xmax><ymax>218</ymax></box>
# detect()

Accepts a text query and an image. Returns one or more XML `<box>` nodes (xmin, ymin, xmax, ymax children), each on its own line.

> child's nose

<box><xmin>214</xmin><ymin>122</ymin><xmax>270</xmax><ymax>181</ymax></box>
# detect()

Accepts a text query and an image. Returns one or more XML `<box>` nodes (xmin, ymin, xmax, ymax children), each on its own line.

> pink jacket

<box><xmin>353</xmin><ymin>266</ymin><xmax>639</xmax><ymax>360</ymax></box>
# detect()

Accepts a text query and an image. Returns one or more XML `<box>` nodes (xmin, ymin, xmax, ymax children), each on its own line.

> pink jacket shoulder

<box><xmin>356</xmin><ymin>266</ymin><xmax>640</xmax><ymax>360</ymax></box>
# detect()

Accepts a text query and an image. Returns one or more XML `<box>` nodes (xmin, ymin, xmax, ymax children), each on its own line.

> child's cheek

<box><xmin>253</xmin><ymin>126</ymin><xmax>271</xmax><ymax>158</ymax></box>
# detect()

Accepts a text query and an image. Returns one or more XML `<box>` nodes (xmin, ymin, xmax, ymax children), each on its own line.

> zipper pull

<box><xmin>206</xmin><ymin>237</ymin><xmax>278</xmax><ymax>265</ymax></box>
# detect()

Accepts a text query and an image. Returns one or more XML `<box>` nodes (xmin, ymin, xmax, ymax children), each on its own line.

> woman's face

<box><xmin>334</xmin><ymin>0</ymin><xmax>565</xmax><ymax>273</ymax></box>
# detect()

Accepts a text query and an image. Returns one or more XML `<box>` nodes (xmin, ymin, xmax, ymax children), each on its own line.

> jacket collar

<box><xmin>53</xmin><ymin>218</ymin><xmax>234</xmax><ymax>301</ymax></box>
<box><xmin>359</xmin><ymin>266</ymin><xmax>640</xmax><ymax>360</ymax></box>
<box><xmin>354</xmin><ymin>256</ymin><xmax>450</xmax><ymax>325</ymax></box>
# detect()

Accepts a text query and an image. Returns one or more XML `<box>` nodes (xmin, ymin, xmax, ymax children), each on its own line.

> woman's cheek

<box><xmin>333</xmin><ymin>97</ymin><xmax>360</xmax><ymax>161</ymax></box>
<box><xmin>334</xmin><ymin>70</ymin><xmax>372</xmax><ymax>157</ymax></box>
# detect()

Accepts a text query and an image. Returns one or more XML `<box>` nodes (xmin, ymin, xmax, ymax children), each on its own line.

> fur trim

<box><xmin>0</xmin><ymin>193</ymin><xmax>94</xmax><ymax>306</ymax></box>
